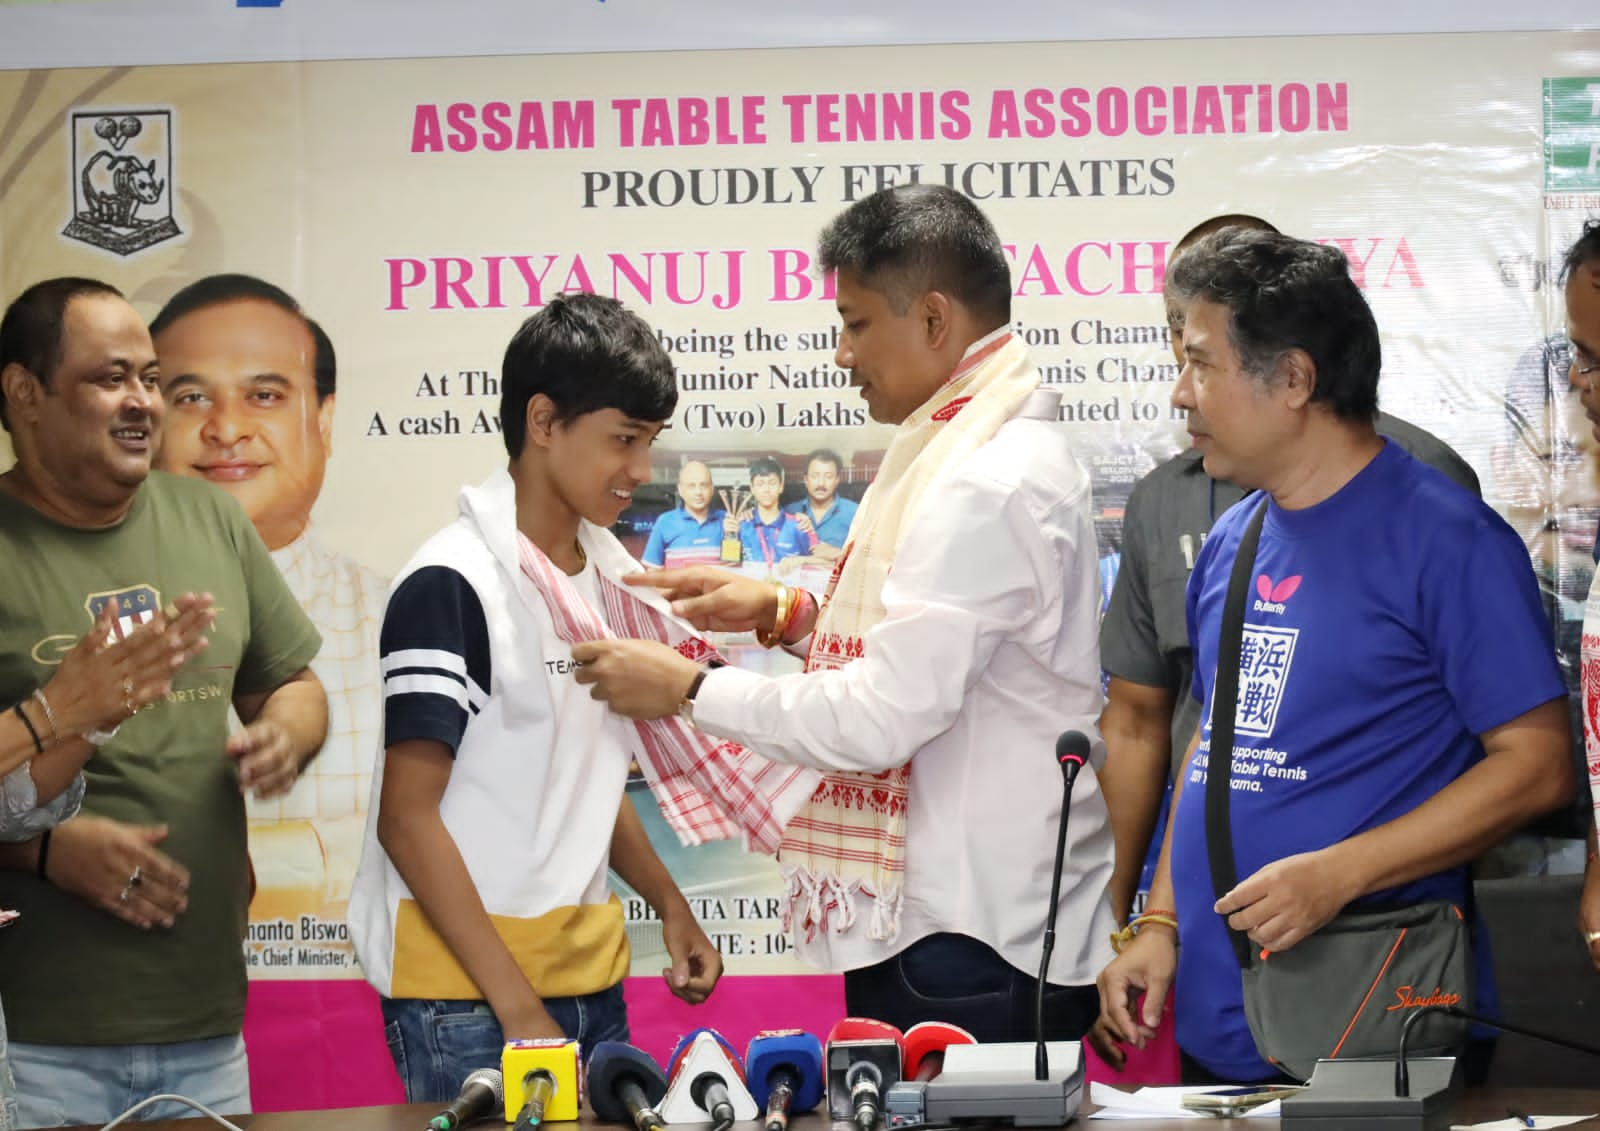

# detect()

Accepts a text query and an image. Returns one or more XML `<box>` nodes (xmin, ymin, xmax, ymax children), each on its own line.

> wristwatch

<box><xmin>677</xmin><ymin>668</ymin><xmax>710</xmax><ymax>725</ymax></box>
<box><xmin>81</xmin><ymin>723</ymin><xmax>120</xmax><ymax>747</ymax></box>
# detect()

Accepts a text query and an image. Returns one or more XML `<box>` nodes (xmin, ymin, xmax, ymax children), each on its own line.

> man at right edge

<box><xmin>1092</xmin><ymin>229</ymin><xmax>1572</xmax><ymax>1084</ymax></box>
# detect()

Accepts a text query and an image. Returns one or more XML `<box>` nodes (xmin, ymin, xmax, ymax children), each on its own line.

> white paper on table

<box><xmin>1088</xmin><ymin>1083</ymin><xmax>1284</xmax><ymax>1119</ymax></box>
<box><xmin>1450</xmin><ymin>1116</ymin><xmax>1595</xmax><ymax>1130</ymax></box>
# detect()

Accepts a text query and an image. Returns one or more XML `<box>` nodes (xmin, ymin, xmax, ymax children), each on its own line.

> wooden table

<box><xmin>98</xmin><ymin>1090</ymin><xmax>1600</xmax><ymax>1130</ymax></box>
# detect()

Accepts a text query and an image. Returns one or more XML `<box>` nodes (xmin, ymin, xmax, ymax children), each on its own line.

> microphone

<box><xmin>1278</xmin><ymin>1003</ymin><xmax>1600</xmax><ymax>1128</ymax></box>
<box><xmin>824</xmin><ymin>1018</ymin><xmax>904</xmax><ymax>1131</ymax></box>
<box><xmin>1035</xmin><ymin>729</ymin><xmax>1090</xmax><ymax>1081</ymax></box>
<box><xmin>1055</xmin><ymin>729</ymin><xmax>1088</xmax><ymax>786</ymax></box>
<box><xmin>745</xmin><ymin>1029</ymin><xmax>825</xmax><ymax>1131</ymax></box>
<box><xmin>901</xmin><ymin>1021</ymin><xmax>976</xmax><ymax>1083</ymax></box>
<box><xmin>502</xmin><ymin>1039</ymin><xmax>579</xmax><ymax>1128</ymax></box>
<box><xmin>427</xmin><ymin>1067</ymin><xmax>503</xmax><ymax>1131</ymax></box>
<box><xmin>663</xmin><ymin>1028</ymin><xmax>755</xmax><ymax>1131</ymax></box>
<box><xmin>1395</xmin><ymin>1005</ymin><xmax>1600</xmax><ymax>1097</ymax></box>
<box><xmin>587</xmin><ymin>1041</ymin><xmax>669</xmax><ymax>1131</ymax></box>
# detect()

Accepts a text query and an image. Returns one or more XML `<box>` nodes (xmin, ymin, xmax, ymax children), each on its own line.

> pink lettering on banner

<box><xmin>985</xmin><ymin>83</ymin><xmax>1348</xmax><ymax>139</ymax></box>
<box><xmin>1320</xmin><ymin>237</ymin><xmax>1425</xmax><ymax>289</ymax></box>
<box><xmin>782</xmin><ymin>90</ymin><xmax>971</xmax><ymax>142</ymax></box>
<box><xmin>1062</xmin><ymin>88</ymin><xmax>1092</xmax><ymax>137</ymax></box>
<box><xmin>1065</xmin><ymin>243</ymin><xmax>1114</xmax><ymax>297</ymax></box>
<box><xmin>1134</xmin><ymin>86</ymin><xmax>1166</xmax><ymax>136</ymax></box>
<box><xmin>1097</xmin><ymin>87</ymin><xmax>1129</xmax><ymax>137</ymax></box>
<box><xmin>1222</xmin><ymin>83</ymin><xmax>1253</xmax><ymax>131</ymax></box>
<box><xmin>612</xmin><ymin>96</ymin><xmax>767</xmax><ymax>147</ymax></box>
<box><xmin>1013</xmin><ymin>245</ymin><xmax>1064</xmax><ymax>297</ymax></box>
<box><xmin>1192</xmin><ymin>86</ymin><xmax>1225</xmax><ymax>133</ymax></box>
<box><xmin>1281</xmin><ymin>83</ymin><xmax>1312</xmax><ymax>131</ymax></box>
<box><xmin>1119</xmin><ymin>241</ymin><xmax>1167</xmax><ymax>295</ymax></box>
<box><xmin>769</xmin><ymin>249</ymin><xmax>836</xmax><ymax>303</ymax></box>
<box><xmin>410</xmin><ymin>100</ymin><xmax>595</xmax><ymax>153</ymax></box>
<box><xmin>384</xmin><ymin>251</ymin><xmax>746</xmax><ymax>310</ymax></box>
<box><xmin>1004</xmin><ymin>242</ymin><xmax>1168</xmax><ymax>298</ymax></box>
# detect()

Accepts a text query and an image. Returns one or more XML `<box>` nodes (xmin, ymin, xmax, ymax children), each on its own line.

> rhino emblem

<box><xmin>62</xmin><ymin>110</ymin><xmax>182</xmax><ymax>256</ymax></box>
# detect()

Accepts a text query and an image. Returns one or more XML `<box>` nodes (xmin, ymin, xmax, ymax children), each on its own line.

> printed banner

<box><xmin>1</xmin><ymin>26</ymin><xmax>1598</xmax><ymax>1109</ymax></box>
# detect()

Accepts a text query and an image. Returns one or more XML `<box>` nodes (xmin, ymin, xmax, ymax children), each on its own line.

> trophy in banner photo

<box><xmin>719</xmin><ymin>485</ymin><xmax>751</xmax><ymax>564</ymax></box>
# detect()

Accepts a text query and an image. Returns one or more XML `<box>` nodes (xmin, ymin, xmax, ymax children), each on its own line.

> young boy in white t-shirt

<box><xmin>349</xmin><ymin>294</ymin><xmax>725</xmax><ymax>1103</ymax></box>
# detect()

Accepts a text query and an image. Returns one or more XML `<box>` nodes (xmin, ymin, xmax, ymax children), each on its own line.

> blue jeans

<box><xmin>382</xmin><ymin>985</ymin><xmax>629</xmax><ymax>1105</ymax></box>
<box><xmin>8</xmin><ymin>1034</ymin><xmax>249</xmax><ymax>1128</ymax></box>
<box><xmin>843</xmin><ymin>932</ymin><xmax>1099</xmax><ymax>1044</ymax></box>
<box><xmin>0</xmin><ymin>1004</ymin><xmax>15</xmax><ymax>1131</ymax></box>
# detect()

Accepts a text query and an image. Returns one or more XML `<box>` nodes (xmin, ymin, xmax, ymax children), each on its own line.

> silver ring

<box><xmin>1585</xmin><ymin>930</ymin><xmax>1600</xmax><ymax>944</ymax></box>
<box><xmin>128</xmin><ymin>866</ymin><xmax>142</xmax><ymax>888</ymax></box>
<box><xmin>118</xmin><ymin>884</ymin><xmax>131</xmax><ymax>904</ymax></box>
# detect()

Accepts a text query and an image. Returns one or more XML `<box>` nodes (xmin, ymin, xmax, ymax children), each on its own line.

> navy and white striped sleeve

<box><xmin>379</xmin><ymin>566</ymin><xmax>492</xmax><ymax>756</ymax></box>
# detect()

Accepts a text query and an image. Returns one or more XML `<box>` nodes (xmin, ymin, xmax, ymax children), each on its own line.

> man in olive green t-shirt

<box><xmin>0</xmin><ymin>278</ymin><xmax>327</xmax><ymax>1128</ymax></box>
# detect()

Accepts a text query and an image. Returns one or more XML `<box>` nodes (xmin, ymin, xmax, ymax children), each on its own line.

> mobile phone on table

<box><xmin>1179</xmin><ymin>1085</ymin><xmax>1305</xmax><ymax>1117</ymax></box>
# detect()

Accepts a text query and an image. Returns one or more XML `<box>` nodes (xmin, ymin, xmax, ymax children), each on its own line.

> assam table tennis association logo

<box><xmin>61</xmin><ymin>109</ymin><xmax>182</xmax><ymax>257</ymax></box>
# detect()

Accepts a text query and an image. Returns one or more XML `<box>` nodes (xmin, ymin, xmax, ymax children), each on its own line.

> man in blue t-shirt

<box><xmin>1095</xmin><ymin>213</ymin><xmax>1482</xmax><ymax>928</ymax></box>
<box><xmin>784</xmin><ymin>448</ymin><xmax>858</xmax><ymax>563</ymax></box>
<box><xmin>642</xmin><ymin>460</ymin><xmax>733</xmax><ymax>569</ymax></box>
<box><xmin>739</xmin><ymin>455</ymin><xmax>809</xmax><ymax>571</ymax></box>
<box><xmin>1093</xmin><ymin>229</ymin><xmax>1574</xmax><ymax>1084</ymax></box>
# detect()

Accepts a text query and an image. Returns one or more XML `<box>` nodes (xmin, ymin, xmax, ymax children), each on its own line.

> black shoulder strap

<box><xmin>1205</xmin><ymin>497</ymin><xmax>1269</xmax><ymax>969</ymax></box>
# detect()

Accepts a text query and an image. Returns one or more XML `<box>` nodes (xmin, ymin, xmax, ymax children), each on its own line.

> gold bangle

<box><xmin>757</xmin><ymin>584</ymin><xmax>790</xmax><ymax>648</ymax></box>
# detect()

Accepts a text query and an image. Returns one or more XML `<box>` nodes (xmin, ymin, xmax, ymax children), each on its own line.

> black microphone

<box><xmin>1035</xmin><ymin>729</ymin><xmax>1091</xmax><ymax>1081</ymax></box>
<box><xmin>691</xmin><ymin>1071</ymin><xmax>736</xmax><ymax>1131</ymax></box>
<box><xmin>1395</xmin><ymin>1004</ymin><xmax>1600</xmax><ymax>1096</ymax></box>
<box><xmin>426</xmin><ymin>1067</ymin><xmax>503</xmax><ymax>1131</ymax></box>
<box><xmin>587</xmin><ymin>1041</ymin><xmax>669</xmax><ymax>1131</ymax></box>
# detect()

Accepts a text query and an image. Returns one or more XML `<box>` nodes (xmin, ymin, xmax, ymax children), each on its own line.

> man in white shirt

<box><xmin>573</xmin><ymin>185</ymin><xmax>1118</xmax><ymax>1042</ymax></box>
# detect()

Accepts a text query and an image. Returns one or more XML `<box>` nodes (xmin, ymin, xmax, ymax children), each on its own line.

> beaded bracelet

<box><xmin>12</xmin><ymin>702</ymin><xmax>43</xmax><ymax>756</ymax></box>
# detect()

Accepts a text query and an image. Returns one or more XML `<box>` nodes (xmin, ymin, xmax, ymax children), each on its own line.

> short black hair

<box><xmin>1166</xmin><ymin>228</ymin><xmax>1380</xmax><ymax>422</ymax></box>
<box><xmin>1173</xmin><ymin>213</ymin><xmax>1279</xmax><ymax>256</ymax></box>
<box><xmin>818</xmin><ymin>185</ymin><xmax>1012</xmax><ymax>327</ymax></box>
<box><xmin>1562</xmin><ymin>218</ymin><xmax>1600</xmax><ymax>281</ymax></box>
<box><xmin>0</xmin><ymin>276</ymin><xmax>124</xmax><ymax>432</ymax></box>
<box><xmin>1168</xmin><ymin>215</ymin><xmax>1280</xmax><ymax>332</ymax></box>
<box><xmin>748</xmin><ymin>455</ymin><xmax>784</xmax><ymax>481</ymax></box>
<box><xmin>149</xmin><ymin>273</ymin><xmax>336</xmax><ymax>401</ymax></box>
<box><xmin>804</xmin><ymin>448</ymin><xmax>844</xmax><ymax>473</ymax></box>
<box><xmin>500</xmin><ymin>292</ymin><xmax>676</xmax><ymax>459</ymax></box>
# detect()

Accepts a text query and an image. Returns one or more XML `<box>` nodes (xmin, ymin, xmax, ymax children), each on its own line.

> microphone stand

<box><xmin>1034</xmin><ymin>754</ymin><xmax>1083</xmax><ymax>1081</ymax></box>
<box><xmin>1396</xmin><ymin>1005</ymin><xmax>1600</xmax><ymax>1096</ymax></box>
